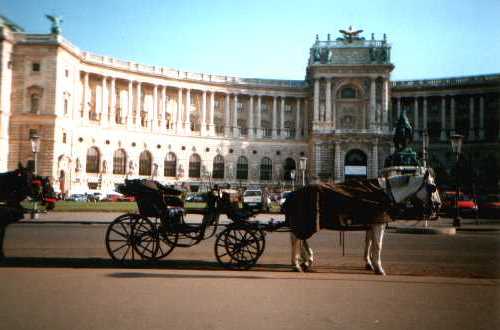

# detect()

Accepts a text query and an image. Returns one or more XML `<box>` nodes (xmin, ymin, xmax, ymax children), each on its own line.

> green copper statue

<box><xmin>393</xmin><ymin>108</ymin><xmax>413</xmax><ymax>152</ymax></box>
<box><xmin>46</xmin><ymin>15</ymin><xmax>63</xmax><ymax>35</ymax></box>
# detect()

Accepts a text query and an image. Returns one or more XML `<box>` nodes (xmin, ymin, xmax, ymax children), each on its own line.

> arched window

<box><xmin>340</xmin><ymin>86</ymin><xmax>357</xmax><ymax>99</ymax></box>
<box><xmin>189</xmin><ymin>153</ymin><xmax>201</xmax><ymax>178</ymax></box>
<box><xmin>283</xmin><ymin>158</ymin><xmax>296</xmax><ymax>181</ymax></box>
<box><xmin>212</xmin><ymin>155</ymin><xmax>225</xmax><ymax>179</ymax></box>
<box><xmin>260</xmin><ymin>157</ymin><xmax>272</xmax><ymax>181</ymax></box>
<box><xmin>164</xmin><ymin>152</ymin><xmax>177</xmax><ymax>177</ymax></box>
<box><xmin>113</xmin><ymin>149</ymin><xmax>127</xmax><ymax>175</ymax></box>
<box><xmin>86</xmin><ymin>147</ymin><xmax>100</xmax><ymax>173</ymax></box>
<box><xmin>139</xmin><ymin>150</ymin><xmax>152</xmax><ymax>176</ymax></box>
<box><xmin>236</xmin><ymin>156</ymin><xmax>248</xmax><ymax>180</ymax></box>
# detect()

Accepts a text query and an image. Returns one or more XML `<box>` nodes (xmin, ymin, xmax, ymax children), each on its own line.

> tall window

<box><xmin>139</xmin><ymin>150</ymin><xmax>152</xmax><ymax>176</ymax></box>
<box><xmin>86</xmin><ymin>147</ymin><xmax>100</xmax><ymax>173</ymax></box>
<box><xmin>340</xmin><ymin>86</ymin><xmax>357</xmax><ymax>99</ymax></box>
<box><xmin>113</xmin><ymin>149</ymin><xmax>127</xmax><ymax>175</ymax></box>
<box><xmin>189</xmin><ymin>154</ymin><xmax>201</xmax><ymax>178</ymax></box>
<box><xmin>236</xmin><ymin>156</ymin><xmax>248</xmax><ymax>180</ymax></box>
<box><xmin>30</xmin><ymin>94</ymin><xmax>40</xmax><ymax>114</ymax></box>
<box><xmin>283</xmin><ymin>158</ymin><xmax>296</xmax><ymax>181</ymax></box>
<box><xmin>260</xmin><ymin>157</ymin><xmax>272</xmax><ymax>181</ymax></box>
<box><xmin>212</xmin><ymin>155</ymin><xmax>225</xmax><ymax>179</ymax></box>
<box><xmin>164</xmin><ymin>152</ymin><xmax>177</xmax><ymax>177</ymax></box>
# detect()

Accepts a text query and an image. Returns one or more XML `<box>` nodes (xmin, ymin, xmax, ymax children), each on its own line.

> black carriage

<box><xmin>104</xmin><ymin>179</ymin><xmax>284</xmax><ymax>269</ymax></box>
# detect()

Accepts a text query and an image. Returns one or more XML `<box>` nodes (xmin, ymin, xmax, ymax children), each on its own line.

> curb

<box><xmin>18</xmin><ymin>221</ymin><xmax>111</xmax><ymax>225</ymax></box>
<box><xmin>391</xmin><ymin>226</ymin><xmax>456</xmax><ymax>235</ymax></box>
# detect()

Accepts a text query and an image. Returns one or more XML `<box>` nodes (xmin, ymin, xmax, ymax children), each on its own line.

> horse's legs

<box><xmin>364</xmin><ymin>228</ymin><xmax>374</xmax><ymax>271</ymax></box>
<box><xmin>290</xmin><ymin>232</ymin><xmax>302</xmax><ymax>272</ymax></box>
<box><xmin>371</xmin><ymin>223</ymin><xmax>386</xmax><ymax>275</ymax></box>
<box><xmin>300</xmin><ymin>239</ymin><xmax>314</xmax><ymax>271</ymax></box>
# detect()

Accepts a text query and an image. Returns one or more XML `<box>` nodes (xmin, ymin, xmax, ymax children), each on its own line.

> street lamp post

<box><xmin>422</xmin><ymin>130</ymin><xmax>429</xmax><ymax>168</ymax></box>
<box><xmin>299</xmin><ymin>157</ymin><xmax>307</xmax><ymax>187</ymax></box>
<box><xmin>29</xmin><ymin>134</ymin><xmax>41</xmax><ymax>219</ymax></box>
<box><xmin>450</xmin><ymin>134</ymin><xmax>464</xmax><ymax>227</ymax></box>
<box><xmin>290</xmin><ymin>169</ymin><xmax>296</xmax><ymax>191</ymax></box>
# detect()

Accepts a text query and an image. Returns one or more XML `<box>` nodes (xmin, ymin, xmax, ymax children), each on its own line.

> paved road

<box><xmin>1</xmin><ymin>215</ymin><xmax>499</xmax><ymax>330</ymax></box>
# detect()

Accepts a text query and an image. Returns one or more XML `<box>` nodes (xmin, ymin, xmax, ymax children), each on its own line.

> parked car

<box><xmin>242</xmin><ymin>189</ymin><xmax>270</xmax><ymax>212</ymax></box>
<box><xmin>66</xmin><ymin>194</ymin><xmax>87</xmax><ymax>202</ymax></box>
<box><xmin>478</xmin><ymin>194</ymin><xmax>500</xmax><ymax>219</ymax></box>
<box><xmin>185</xmin><ymin>193</ymin><xmax>208</xmax><ymax>203</ymax></box>
<box><xmin>441</xmin><ymin>191</ymin><xmax>478</xmax><ymax>218</ymax></box>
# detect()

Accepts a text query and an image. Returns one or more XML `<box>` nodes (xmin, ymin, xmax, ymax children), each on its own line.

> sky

<box><xmin>2</xmin><ymin>0</ymin><xmax>500</xmax><ymax>81</ymax></box>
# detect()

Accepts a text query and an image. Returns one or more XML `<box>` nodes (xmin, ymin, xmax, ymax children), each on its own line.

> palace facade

<box><xmin>1</xmin><ymin>18</ymin><xmax>499</xmax><ymax>194</ymax></box>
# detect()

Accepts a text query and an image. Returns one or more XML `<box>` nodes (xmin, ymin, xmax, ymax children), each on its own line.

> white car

<box><xmin>243</xmin><ymin>189</ymin><xmax>270</xmax><ymax>212</ymax></box>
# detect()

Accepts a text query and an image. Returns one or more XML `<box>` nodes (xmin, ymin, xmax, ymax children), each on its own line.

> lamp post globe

<box><xmin>29</xmin><ymin>134</ymin><xmax>41</xmax><ymax>174</ymax></box>
<box><xmin>299</xmin><ymin>157</ymin><xmax>307</xmax><ymax>186</ymax></box>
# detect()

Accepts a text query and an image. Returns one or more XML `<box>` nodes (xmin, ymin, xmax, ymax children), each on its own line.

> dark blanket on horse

<box><xmin>283</xmin><ymin>180</ymin><xmax>393</xmax><ymax>240</ymax></box>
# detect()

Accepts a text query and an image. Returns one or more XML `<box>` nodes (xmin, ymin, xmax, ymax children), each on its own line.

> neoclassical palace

<box><xmin>1</xmin><ymin>17</ymin><xmax>499</xmax><ymax>194</ymax></box>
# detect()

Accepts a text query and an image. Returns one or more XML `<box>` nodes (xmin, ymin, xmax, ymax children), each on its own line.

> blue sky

<box><xmin>2</xmin><ymin>0</ymin><xmax>500</xmax><ymax>80</ymax></box>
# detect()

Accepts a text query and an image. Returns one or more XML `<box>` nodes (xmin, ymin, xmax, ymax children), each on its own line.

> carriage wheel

<box><xmin>105</xmin><ymin>213</ymin><xmax>158</xmax><ymax>261</ymax></box>
<box><xmin>156</xmin><ymin>228</ymin><xmax>179</xmax><ymax>259</ymax></box>
<box><xmin>253</xmin><ymin>229</ymin><xmax>266</xmax><ymax>259</ymax></box>
<box><xmin>214</xmin><ymin>227</ymin><xmax>262</xmax><ymax>270</ymax></box>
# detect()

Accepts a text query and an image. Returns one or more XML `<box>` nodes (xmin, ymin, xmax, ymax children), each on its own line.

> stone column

<box><xmin>83</xmin><ymin>72</ymin><xmax>90</xmax><ymax>121</ymax></box>
<box><xmin>109</xmin><ymin>77</ymin><xmax>116</xmax><ymax>125</ymax></box>
<box><xmin>152</xmin><ymin>84</ymin><xmax>158</xmax><ymax>131</ymax></box>
<box><xmin>479</xmin><ymin>96</ymin><xmax>485</xmax><ymax>140</ymax></box>
<box><xmin>423</xmin><ymin>96</ymin><xmax>428</xmax><ymax>131</ymax></box>
<box><xmin>304</xmin><ymin>99</ymin><xmax>309</xmax><ymax>139</ymax></box>
<box><xmin>372</xmin><ymin>142</ymin><xmax>379</xmax><ymax>179</ymax></box>
<box><xmin>325</xmin><ymin>79</ymin><xmax>332</xmax><ymax>122</ymax></box>
<box><xmin>135</xmin><ymin>82</ymin><xmax>142</xmax><ymax>128</ymax></box>
<box><xmin>127</xmin><ymin>80</ymin><xmax>133</xmax><ymax>129</ymax></box>
<box><xmin>332</xmin><ymin>82</ymin><xmax>337</xmax><ymax>129</ymax></box>
<box><xmin>396</xmin><ymin>97</ymin><xmax>401</xmax><ymax>120</ymax></box>
<box><xmin>280</xmin><ymin>96</ymin><xmax>285</xmax><ymax>138</ymax></box>
<box><xmin>450</xmin><ymin>96</ymin><xmax>456</xmax><ymax>135</ymax></box>
<box><xmin>101</xmin><ymin>76</ymin><xmax>108</xmax><ymax>125</ymax></box>
<box><xmin>160</xmin><ymin>86</ymin><xmax>166</xmax><ymax>130</ymax></box>
<box><xmin>184</xmin><ymin>89</ymin><xmax>191</xmax><ymax>133</ymax></box>
<box><xmin>208</xmin><ymin>91</ymin><xmax>215</xmax><ymax>136</ymax></box>
<box><xmin>334</xmin><ymin>142</ymin><xmax>342</xmax><ymax>182</ymax></box>
<box><xmin>272</xmin><ymin>96</ymin><xmax>278</xmax><ymax>138</ymax></box>
<box><xmin>201</xmin><ymin>90</ymin><xmax>207</xmax><ymax>135</ymax></box>
<box><xmin>313</xmin><ymin>79</ymin><xmax>320</xmax><ymax>122</ymax></box>
<box><xmin>440</xmin><ymin>96</ymin><xmax>447</xmax><ymax>141</ymax></box>
<box><xmin>468</xmin><ymin>96</ymin><xmax>475</xmax><ymax>141</ymax></box>
<box><xmin>256</xmin><ymin>95</ymin><xmax>262</xmax><ymax>138</ymax></box>
<box><xmin>369</xmin><ymin>77</ymin><xmax>376</xmax><ymax>129</ymax></box>
<box><xmin>382</xmin><ymin>78</ymin><xmax>389</xmax><ymax>131</ymax></box>
<box><xmin>233</xmin><ymin>94</ymin><xmax>239</xmax><ymax>137</ymax></box>
<box><xmin>248</xmin><ymin>95</ymin><xmax>254</xmax><ymax>138</ymax></box>
<box><xmin>413</xmin><ymin>97</ymin><xmax>419</xmax><ymax>140</ymax></box>
<box><xmin>295</xmin><ymin>98</ymin><xmax>301</xmax><ymax>139</ymax></box>
<box><xmin>176</xmin><ymin>87</ymin><xmax>183</xmax><ymax>134</ymax></box>
<box><xmin>224</xmin><ymin>93</ymin><xmax>231</xmax><ymax>137</ymax></box>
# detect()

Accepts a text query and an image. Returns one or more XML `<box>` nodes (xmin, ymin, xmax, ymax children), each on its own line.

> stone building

<box><xmin>0</xmin><ymin>18</ymin><xmax>499</xmax><ymax>194</ymax></box>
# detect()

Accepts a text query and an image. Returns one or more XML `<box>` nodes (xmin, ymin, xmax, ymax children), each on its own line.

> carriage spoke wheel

<box><xmin>215</xmin><ymin>228</ymin><xmax>262</xmax><ymax>270</ymax></box>
<box><xmin>156</xmin><ymin>227</ymin><xmax>178</xmax><ymax>259</ymax></box>
<box><xmin>105</xmin><ymin>214</ymin><xmax>158</xmax><ymax>261</ymax></box>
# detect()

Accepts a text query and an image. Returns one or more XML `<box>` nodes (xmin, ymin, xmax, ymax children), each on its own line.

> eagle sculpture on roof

<box><xmin>339</xmin><ymin>25</ymin><xmax>363</xmax><ymax>42</ymax></box>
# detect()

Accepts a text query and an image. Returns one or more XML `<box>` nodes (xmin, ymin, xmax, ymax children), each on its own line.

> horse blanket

<box><xmin>283</xmin><ymin>180</ymin><xmax>393</xmax><ymax>240</ymax></box>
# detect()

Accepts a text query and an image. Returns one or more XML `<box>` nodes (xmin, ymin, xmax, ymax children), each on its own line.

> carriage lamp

<box><xmin>30</xmin><ymin>134</ymin><xmax>41</xmax><ymax>174</ymax></box>
<box><xmin>450</xmin><ymin>134</ymin><xmax>464</xmax><ymax>227</ymax></box>
<box><xmin>299</xmin><ymin>157</ymin><xmax>307</xmax><ymax>186</ymax></box>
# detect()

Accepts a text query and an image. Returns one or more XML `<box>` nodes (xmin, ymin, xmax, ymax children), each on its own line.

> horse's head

<box><xmin>0</xmin><ymin>166</ymin><xmax>34</xmax><ymax>206</ymax></box>
<box><xmin>414</xmin><ymin>169</ymin><xmax>442</xmax><ymax>219</ymax></box>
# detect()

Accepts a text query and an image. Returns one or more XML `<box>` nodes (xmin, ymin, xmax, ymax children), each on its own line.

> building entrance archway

<box><xmin>344</xmin><ymin>149</ymin><xmax>367</xmax><ymax>181</ymax></box>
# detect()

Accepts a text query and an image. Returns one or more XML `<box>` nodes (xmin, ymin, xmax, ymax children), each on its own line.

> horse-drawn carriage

<box><xmin>105</xmin><ymin>166</ymin><xmax>441</xmax><ymax>274</ymax></box>
<box><xmin>104</xmin><ymin>179</ymin><xmax>285</xmax><ymax>269</ymax></box>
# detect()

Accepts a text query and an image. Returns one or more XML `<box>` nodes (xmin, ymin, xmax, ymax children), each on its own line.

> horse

<box><xmin>282</xmin><ymin>168</ymin><xmax>441</xmax><ymax>275</ymax></box>
<box><xmin>0</xmin><ymin>165</ymin><xmax>56</xmax><ymax>258</ymax></box>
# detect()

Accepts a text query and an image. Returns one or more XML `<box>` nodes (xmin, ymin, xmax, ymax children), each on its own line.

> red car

<box><xmin>478</xmin><ymin>194</ymin><xmax>500</xmax><ymax>219</ymax></box>
<box><xmin>441</xmin><ymin>192</ymin><xmax>478</xmax><ymax>218</ymax></box>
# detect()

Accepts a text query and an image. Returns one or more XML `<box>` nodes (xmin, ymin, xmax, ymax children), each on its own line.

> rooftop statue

<box><xmin>45</xmin><ymin>15</ymin><xmax>62</xmax><ymax>35</ymax></box>
<box><xmin>338</xmin><ymin>25</ymin><xmax>364</xmax><ymax>43</ymax></box>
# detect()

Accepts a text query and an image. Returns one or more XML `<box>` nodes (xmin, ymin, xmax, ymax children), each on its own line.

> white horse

<box><xmin>287</xmin><ymin>168</ymin><xmax>441</xmax><ymax>275</ymax></box>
